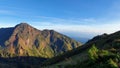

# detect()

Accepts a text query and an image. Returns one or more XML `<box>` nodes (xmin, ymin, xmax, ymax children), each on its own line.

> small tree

<box><xmin>88</xmin><ymin>44</ymin><xmax>98</xmax><ymax>61</ymax></box>
<box><xmin>108</xmin><ymin>59</ymin><xmax>118</xmax><ymax>68</ymax></box>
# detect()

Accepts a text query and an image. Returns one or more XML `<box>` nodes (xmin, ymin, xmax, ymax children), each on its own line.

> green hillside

<box><xmin>43</xmin><ymin>31</ymin><xmax>120</xmax><ymax>68</ymax></box>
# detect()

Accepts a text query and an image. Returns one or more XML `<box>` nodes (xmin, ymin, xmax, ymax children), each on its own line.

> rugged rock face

<box><xmin>0</xmin><ymin>23</ymin><xmax>82</xmax><ymax>58</ymax></box>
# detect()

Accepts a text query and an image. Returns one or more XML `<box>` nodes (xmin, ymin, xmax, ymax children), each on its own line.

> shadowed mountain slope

<box><xmin>43</xmin><ymin>31</ymin><xmax>120</xmax><ymax>68</ymax></box>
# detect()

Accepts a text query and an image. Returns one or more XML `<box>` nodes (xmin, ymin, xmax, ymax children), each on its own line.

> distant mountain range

<box><xmin>71</xmin><ymin>37</ymin><xmax>89</xmax><ymax>43</ymax></box>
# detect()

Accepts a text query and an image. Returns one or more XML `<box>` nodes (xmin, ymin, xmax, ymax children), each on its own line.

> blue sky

<box><xmin>0</xmin><ymin>0</ymin><xmax>120</xmax><ymax>38</ymax></box>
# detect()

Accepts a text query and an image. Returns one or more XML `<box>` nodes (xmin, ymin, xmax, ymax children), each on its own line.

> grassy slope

<box><xmin>43</xmin><ymin>31</ymin><xmax>120</xmax><ymax>68</ymax></box>
<box><xmin>45</xmin><ymin>51</ymin><xmax>88</xmax><ymax>68</ymax></box>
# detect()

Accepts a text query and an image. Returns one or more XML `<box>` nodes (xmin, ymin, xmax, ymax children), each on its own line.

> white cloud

<box><xmin>36</xmin><ymin>16</ymin><xmax>97</xmax><ymax>25</ymax></box>
<box><xmin>0</xmin><ymin>23</ymin><xmax>15</xmax><ymax>28</ymax></box>
<box><xmin>82</xmin><ymin>18</ymin><xmax>96</xmax><ymax>23</ymax></box>
<box><xmin>0</xmin><ymin>10</ymin><xmax>14</xmax><ymax>15</ymax></box>
<box><xmin>30</xmin><ymin>19</ymin><xmax>120</xmax><ymax>38</ymax></box>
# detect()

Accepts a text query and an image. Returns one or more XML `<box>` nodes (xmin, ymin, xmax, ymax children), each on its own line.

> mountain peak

<box><xmin>14</xmin><ymin>23</ymin><xmax>35</xmax><ymax>32</ymax></box>
<box><xmin>15</xmin><ymin>23</ymin><xmax>31</xmax><ymax>28</ymax></box>
<box><xmin>0</xmin><ymin>23</ymin><xmax>81</xmax><ymax>58</ymax></box>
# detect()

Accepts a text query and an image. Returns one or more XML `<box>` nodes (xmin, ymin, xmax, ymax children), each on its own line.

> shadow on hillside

<box><xmin>0</xmin><ymin>28</ymin><xmax>14</xmax><ymax>46</ymax></box>
<box><xmin>0</xmin><ymin>56</ymin><xmax>47</xmax><ymax>68</ymax></box>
